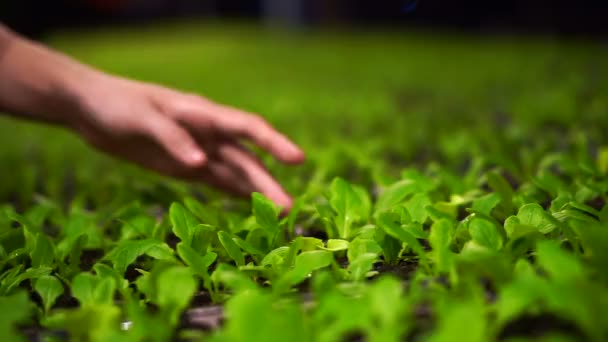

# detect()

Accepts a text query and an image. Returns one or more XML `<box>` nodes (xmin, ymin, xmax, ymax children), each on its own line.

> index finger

<box><xmin>182</xmin><ymin>99</ymin><xmax>305</xmax><ymax>164</ymax></box>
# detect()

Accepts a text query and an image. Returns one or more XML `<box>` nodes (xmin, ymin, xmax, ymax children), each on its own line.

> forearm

<box><xmin>0</xmin><ymin>24</ymin><xmax>99</xmax><ymax>127</ymax></box>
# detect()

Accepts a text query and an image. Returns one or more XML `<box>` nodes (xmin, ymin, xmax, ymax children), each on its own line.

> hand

<box><xmin>72</xmin><ymin>74</ymin><xmax>305</xmax><ymax>209</ymax></box>
<box><xmin>0</xmin><ymin>26</ymin><xmax>304</xmax><ymax>208</ymax></box>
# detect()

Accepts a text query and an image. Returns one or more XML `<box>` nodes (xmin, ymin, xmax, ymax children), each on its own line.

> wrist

<box><xmin>56</xmin><ymin>62</ymin><xmax>108</xmax><ymax>130</ymax></box>
<box><xmin>0</xmin><ymin>34</ymin><xmax>102</xmax><ymax>128</ymax></box>
<box><xmin>0</xmin><ymin>25</ymin><xmax>16</xmax><ymax>60</ymax></box>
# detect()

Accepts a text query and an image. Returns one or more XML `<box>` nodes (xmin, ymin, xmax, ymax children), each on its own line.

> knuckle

<box><xmin>247</xmin><ymin>115</ymin><xmax>269</xmax><ymax>130</ymax></box>
<box><xmin>141</xmin><ymin>118</ymin><xmax>163</xmax><ymax>137</ymax></box>
<box><xmin>183</xmin><ymin>93</ymin><xmax>204</xmax><ymax>104</ymax></box>
<box><xmin>169</xmin><ymin>98</ymin><xmax>194</xmax><ymax>117</ymax></box>
<box><xmin>166</xmin><ymin>93</ymin><xmax>198</xmax><ymax>113</ymax></box>
<box><xmin>169</xmin><ymin>130</ymin><xmax>193</xmax><ymax>149</ymax></box>
<box><xmin>170</xmin><ymin>94</ymin><xmax>213</xmax><ymax>121</ymax></box>
<box><xmin>184</xmin><ymin>94</ymin><xmax>213</xmax><ymax>109</ymax></box>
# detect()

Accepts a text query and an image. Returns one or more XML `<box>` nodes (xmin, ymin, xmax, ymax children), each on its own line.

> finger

<box><xmin>178</xmin><ymin>100</ymin><xmax>305</xmax><ymax>164</ymax></box>
<box><xmin>217</xmin><ymin>107</ymin><xmax>305</xmax><ymax>164</ymax></box>
<box><xmin>197</xmin><ymin>160</ymin><xmax>253</xmax><ymax>197</ymax></box>
<box><xmin>143</xmin><ymin>115</ymin><xmax>207</xmax><ymax>167</ymax></box>
<box><xmin>219</xmin><ymin>143</ymin><xmax>293</xmax><ymax>210</ymax></box>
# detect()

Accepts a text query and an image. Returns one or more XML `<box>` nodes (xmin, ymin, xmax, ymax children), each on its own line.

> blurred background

<box><xmin>3</xmin><ymin>0</ymin><xmax>608</xmax><ymax>38</ymax></box>
<box><xmin>0</xmin><ymin>0</ymin><xmax>607</xmax><ymax>204</ymax></box>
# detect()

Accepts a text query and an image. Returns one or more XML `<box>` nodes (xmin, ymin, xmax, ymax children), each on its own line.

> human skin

<box><xmin>0</xmin><ymin>24</ymin><xmax>305</xmax><ymax>210</ymax></box>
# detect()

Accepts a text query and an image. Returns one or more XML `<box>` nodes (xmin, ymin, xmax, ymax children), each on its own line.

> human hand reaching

<box><xmin>75</xmin><ymin>75</ymin><xmax>305</xmax><ymax>209</ymax></box>
<box><xmin>0</xmin><ymin>24</ymin><xmax>304</xmax><ymax>210</ymax></box>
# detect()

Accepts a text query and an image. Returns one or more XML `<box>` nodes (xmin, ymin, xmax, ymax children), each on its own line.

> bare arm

<box><xmin>0</xmin><ymin>24</ymin><xmax>304</xmax><ymax>209</ymax></box>
<box><xmin>0</xmin><ymin>25</ymin><xmax>96</xmax><ymax>125</ymax></box>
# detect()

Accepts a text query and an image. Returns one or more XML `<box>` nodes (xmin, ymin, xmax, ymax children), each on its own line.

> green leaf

<box><xmin>184</xmin><ymin>197</ymin><xmax>219</xmax><ymax>226</ymax></box>
<box><xmin>66</xmin><ymin>234</ymin><xmax>87</xmax><ymax>271</ymax></box>
<box><xmin>429</xmin><ymin>297</ymin><xmax>486</xmax><ymax>342</ymax></box>
<box><xmin>0</xmin><ymin>291</ymin><xmax>33</xmax><ymax>341</ymax></box>
<box><xmin>377</xmin><ymin>212</ymin><xmax>426</xmax><ymax>258</ymax></box>
<box><xmin>177</xmin><ymin>243</ymin><xmax>217</xmax><ymax>277</ymax></box>
<box><xmin>294</xmin><ymin>250</ymin><xmax>333</xmax><ymax>275</ymax></box>
<box><xmin>191</xmin><ymin>224</ymin><xmax>215</xmax><ymax>255</ymax></box>
<box><xmin>514</xmin><ymin>203</ymin><xmax>555</xmax><ymax>234</ymax></box>
<box><xmin>504</xmin><ymin>216</ymin><xmax>543</xmax><ymax>257</ymax></box>
<box><xmin>42</xmin><ymin>304</ymin><xmax>121</xmax><ymax>341</ymax></box>
<box><xmin>34</xmin><ymin>275</ymin><xmax>63</xmax><ymax>313</ymax></box>
<box><xmin>353</xmin><ymin>185</ymin><xmax>372</xmax><ymax>222</ymax></box>
<box><xmin>329</xmin><ymin>178</ymin><xmax>368</xmax><ymax>239</ymax></box>
<box><xmin>211</xmin><ymin>264</ymin><xmax>257</xmax><ymax>293</ymax></box>
<box><xmin>300</xmin><ymin>237</ymin><xmax>324</xmax><ymax>251</ymax></box>
<box><xmin>471</xmin><ymin>193</ymin><xmax>501</xmax><ymax>216</ymax></box>
<box><xmin>233</xmin><ymin>236</ymin><xmax>265</xmax><ymax>258</ymax></box>
<box><xmin>120</xmin><ymin>214</ymin><xmax>156</xmax><ymax>240</ymax></box>
<box><xmin>71</xmin><ymin>273</ymin><xmax>97</xmax><ymax>306</ymax></box>
<box><xmin>169</xmin><ymin>202</ymin><xmax>199</xmax><ymax>246</ymax></box>
<box><xmin>403</xmin><ymin>222</ymin><xmax>427</xmax><ymax>239</ymax></box>
<box><xmin>405</xmin><ymin>193</ymin><xmax>432</xmax><ymax>223</ymax></box>
<box><xmin>61</xmin><ymin>211</ymin><xmax>103</xmax><ymax>250</ymax></box>
<box><xmin>347</xmin><ymin>237</ymin><xmax>382</xmax><ymax>263</ymax></box>
<box><xmin>536</xmin><ymin>241</ymin><xmax>584</xmax><ymax>282</ymax></box>
<box><xmin>374</xmin><ymin>180</ymin><xmax>418</xmax><ymax>214</ymax></box>
<box><xmin>122</xmin><ymin>294</ymin><xmax>173</xmax><ymax>342</ymax></box>
<box><xmin>429</xmin><ymin>219</ymin><xmax>454</xmax><ymax>273</ymax></box>
<box><xmin>177</xmin><ymin>242</ymin><xmax>216</xmax><ymax>296</ymax></box>
<box><xmin>486</xmin><ymin>170</ymin><xmax>514</xmax><ymax>214</ymax></box>
<box><xmin>70</xmin><ymin>272</ymin><xmax>116</xmax><ymax>308</ymax></box>
<box><xmin>348</xmin><ymin>253</ymin><xmax>378</xmax><ymax>281</ymax></box>
<box><xmin>252</xmin><ymin>192</ymin><xmax>279</xmax><ymax>236</ymax></box>
<box><xmin>323</xmin><ymin>239</ymin><xmax>349</xmax><ymax>252</ymax></box>
<box><xmin>0</xmin><ymin>266</ymin><xmax>24</xmax><ymax>294</ymax></box>
<box><xmin>219</xmin><ymin>289</ymin><xmax>307</xmax><ymax>342</ymax></box>
<box><xmin>4</xmin><ymin>267</ymin><xmax>52</xmax><ymax>294</ymax></box>
<box><xmin>550</xmin><ymin>193</ymin><xmax>571</xmax><ymax>212</ymax></box>
<box><xmin>30</xmin><ymin>233</ymin><xmax>55</xmax><ymax>268</ymax></box>
<box><xmin>156</xmin><ymin>266</ymin><xmax>197</xmax><ymax>326</ymax></box>
<box><xmin>402</xmin><ymin>169</ymin><xmax>436</xmax><ymax>192</ymax></box>
<box><xmin>295</xmin><ymin>250</ymin><xmax>333</xmax><ymax>270</ymax></box>
<box><xmin>570</xmin><ymin>220</ymin><xmax>608</xmax><ymax>278</ymax></box>
<box><xmin>276</xmin><ymin>251</ymin><xmax>333</xmax><ymax>292</ymax></box>
<box><xmin>145</xmin><ymin>243</ymin><xmax>176</xmax><ymax>260</ymax></box>
<box><xmin>261</xmin><ymin>246</ymin><xmax>289</xmax><ymax>269</ymax></box>
<box><xmin>598</xmin><ymin>146</ymin><xmax>608</xmax><ymax>174</ymax></box>
<box><xmin>469</xmin><ymin>217</ymin><xmax>503</xmax><ymax>251</ymax></box>
<box><xmin>104</xmin><ymin>239</ymin><xmax>175</xmax><ymax>275</ymax></box>
<box><xmin>366</xmin><ymin>277</ymin><xmax>408</xmax><ymax>341</ymax></box>
<box><xmin>283</xmin><ymin>238</ymin><xmax>304</xmax><ymax>272</ymax></box>
<box><xmin>286</xmin><ymin>197</ymin><xmax>304</xmax><ymax>239</ymax></box>
<box><xmin>92</xmin><ymin>276</ymin><xmax>116</xmax><ymax>305</ymax></box>
<box><xmin>92</xmin><ymin>264</ymin><xmax>128</xmax><ymax>292</ymax></box>
<box><xmin>218</xmin><ymin>231</ymin><xmax>245</xmax><ymax>266</ymax></box>
<box><xmin>568</xmin><ymin>201</ymin><xmax>600</xmax><ymax>217</ymax></box>
<box><xmin>377</xmin><ymin>233</ymin><xmax>401</xmax><ymax>265</ymax></box>
<box><xmin>427</xmin><ymin>203</ymin><xmax>456</xmax><ymax>221</ymax></box>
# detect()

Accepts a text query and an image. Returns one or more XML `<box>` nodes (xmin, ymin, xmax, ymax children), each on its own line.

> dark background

<box><xmin>2</xmin><ymin>0</ymin><xmax>608</xmax><ymax>38</ymax></box>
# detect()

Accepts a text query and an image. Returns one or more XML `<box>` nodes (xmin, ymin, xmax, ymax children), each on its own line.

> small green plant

<box><xmin>1</xmin><ymin>22</ymin><xmax>607</xmax><ymax>341</ymax></box>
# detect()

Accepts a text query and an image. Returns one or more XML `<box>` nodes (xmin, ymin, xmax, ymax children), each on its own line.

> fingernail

<box><xmin>279</xmin><ymin>197</ymin><xmax>294</xmax><ymax>213</ymax></box>
<box><xmin>190</xmin><ymin>150</ymin><xmax>206</xmax><ymax>164</ymax></box>
<box><xmin>286</xmin><ymin>143</ymin><xmax>304</xmax><ymax>158</ymax></box>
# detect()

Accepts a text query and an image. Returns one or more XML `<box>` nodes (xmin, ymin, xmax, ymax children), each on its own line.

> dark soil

<box><xmin>182</xmin><ymin>305</ymin><xmax>224</xmax><ymax>330</ymax></box>
<box><xmin>499</xmin><ymin>314</ymin><xmax>586</xmax><ymax>341</ymax></box>
<box><xmin>585</xmin><ymin>196</ymin><xmax>605</xmax><ymax>211</ymax></box>
<box><xmin>21</xmin><ymin>326</ymin><xmax>69</xmax><ymax>342</ymax></box>
<box><xmin>80</xmin><ymin>249</ymin><xmax>105</xmax><ymax>271</ymax></box>
<box><xmin>373</xmin><ymin>260</ymin><xmax>418</xmax><ymax>281</ymax></box>
<box><xmin>190</xmin><ymin>291</ymin><xmax>213</xmax><ymax>307</ymax></box>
